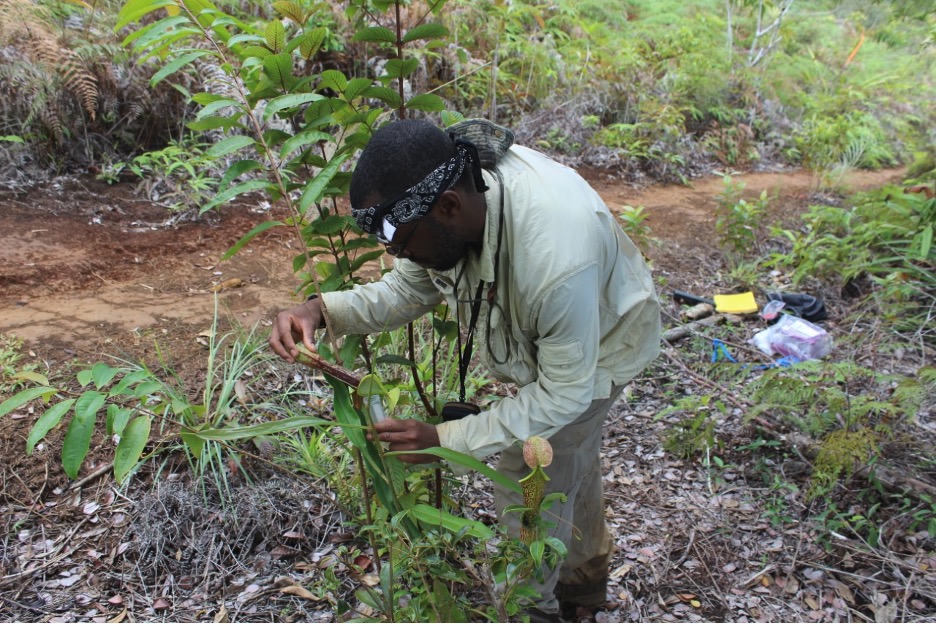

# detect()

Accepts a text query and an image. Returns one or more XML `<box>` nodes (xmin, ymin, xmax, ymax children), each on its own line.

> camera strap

<box><xmin>457</xmin><ymin>278</ymin><xmax>486</xmax><ymax>403</ymax></box>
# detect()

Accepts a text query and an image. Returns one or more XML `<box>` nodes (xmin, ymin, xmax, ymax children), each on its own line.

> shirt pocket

<box><xmin>537</xmin><ymin>339</ymin><xmax>586</xmax><ymax>384</ymax></box>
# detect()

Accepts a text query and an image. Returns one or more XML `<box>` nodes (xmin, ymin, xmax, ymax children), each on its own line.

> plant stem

<box><xmin>357</xmin><ymin>448</ymin><xmax>383</xmax><ymax>577</ymax></box>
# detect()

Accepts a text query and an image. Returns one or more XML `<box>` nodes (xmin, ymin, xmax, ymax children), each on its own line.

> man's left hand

<box><xmin>372</xmin><ymin>418</ymin><xmax>440</xmax><ymax>464</ymax></box>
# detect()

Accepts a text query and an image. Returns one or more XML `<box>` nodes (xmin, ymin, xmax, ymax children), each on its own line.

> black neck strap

<box><xmin>457</xmin><ymin>278</ymin><xmax>486</xmax><ymax>403</ymax></box>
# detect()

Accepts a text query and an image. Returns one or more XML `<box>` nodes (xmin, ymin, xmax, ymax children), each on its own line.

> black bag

<box><xmin>767</xmin><ymin>292</ymin><xmax>828</xmax><ymax>323</ymax></box>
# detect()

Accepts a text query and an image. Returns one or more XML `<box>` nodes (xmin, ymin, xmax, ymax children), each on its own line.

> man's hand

<box><xmin>269</xmin><ymin>299</ymin><xmax>323</xmax><ymax>362</ymax></box>
<box><xmin>372</xmin><ymin>418</ymin><xmax>440</xmax><ymax>464</ymax></box>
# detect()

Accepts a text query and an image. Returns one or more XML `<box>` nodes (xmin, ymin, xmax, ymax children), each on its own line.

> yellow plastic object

<box><xmin>713</xmin><ymin>291</ymin><xmax>758</xmax><ymax>314</ymax></box>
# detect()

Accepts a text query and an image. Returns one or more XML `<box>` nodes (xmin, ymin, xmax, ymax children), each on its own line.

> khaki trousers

<box><xmin>493</xmin><ymin>385</ymin><xmax>623</xmax><ymax>612</ymax></box>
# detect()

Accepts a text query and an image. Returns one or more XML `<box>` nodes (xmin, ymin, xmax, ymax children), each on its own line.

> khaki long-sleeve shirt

<box><xmin>322</xmin><ymin>145</ymin><xmax>661</xmax><ymax>460</ymax></box>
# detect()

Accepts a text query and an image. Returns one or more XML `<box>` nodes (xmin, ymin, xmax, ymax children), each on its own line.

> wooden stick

<box><xmin>662</xmin><ymin>315</ymin><xmax>727</xmax><ymax>342</ymax></box>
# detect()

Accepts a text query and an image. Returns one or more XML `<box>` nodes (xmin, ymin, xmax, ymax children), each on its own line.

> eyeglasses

<box><xmin>384</xmin><ymin>218</ymin><xmax>424</xmax><ymax>256</ymax></box>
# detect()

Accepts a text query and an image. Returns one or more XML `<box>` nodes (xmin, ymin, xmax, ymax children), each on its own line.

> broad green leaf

<box><xmin>0</xmin><ymin>386</ymin><xmax>59</xmax><ymax>418</ymax></box>
<box><xmin>299</xmin><ymin>27</ymin><xmax>326</xmax><ymax>59</ymax></box>
<box><xmin>107</xmin><ymin>369</ymin><xmax>152</xmax><ymax>397</ymax></box>
<box><xmin>386</xmin><ymin>386</ymin><xmax>401</xmax><ymax>411</ymax></box>
<box><xmin>182</xmin><ymin>0</ymin><xmax>226</xmax><ymax>35</ymax></box>
<box><xmin>180</xmin><ymin>430</ymin><xmax>205</xmax><ymax>459</ymax></box>
<box><xmin>319</xmin><ymin>69</ymin><xmax>347</xmax><ymax>92</ymax></box>
<box><xmin>201</xmin><ymin>179</ymin><xmax>271</xmax><ymax>213</ymax></box>
<box><xmin>274</xmin><ymin>0</ymin><xmax>305</xmax><ymax>24</ymax></box>
<box><xmin>362</xmin><ymin>85</ymin><xmax>401</xmax><ymax>108</ymax></box>
<box><xmin>280</xmin><ymin>130</ymin><xmax>331</xmax><ymax>160</ymax></box>
<box><xmin>26</xmin><ymin>400</ymin><xmax>74</xmax><ymax>454</ymax></box>
<box><xmin>374</xmin><ymin>354</ymin><xmax>416</xmax><ymax>368</ymax></box>
<box><xmin>309</xmin><ymin>214</ymin><xmax>352</xmax><ymax>235</ymax></box>
<box><xmin>195</xmin><ymin>95</ymin><xmax>239</xmax><ymax>111</ymax></box>
<box><xmin>402</xmin><ymin>22</ymin><xmax>448</xmax><ymax>44</ymax></box>
<box><xmin>263</xmin><ymin>128</ymin><xmax>291</xmax><ymax>148</ymax></box>
<box><xmin>343</xmin><ymin>78</ymin><xmax>373</xmax><ymax>101</ymax></box>
<box><xmin>264</xmin><ymin>20</ymin><xmax>286</xmax><ymax>52</ymax></box>
<box><xmin>12</xmin><ymin>371</ymin><xmax>49</xmax><ymax>386</ymax></box>
<box><xmin>116</xmin><ymin>0</ymin><xmax>178</xmax><ymax>30</ymax></box>
<box><xmin>187</xmin><ymin>114</ymin><xmax>246</xmax><ymax>132</ymax></box>
<box><xmin>77</xmin><ymin>369</ymin><xmax>93</xmax><ymax>387</ymax></box>
<box><xmin>91</xmin><ymin>363</ymin><xmax>120</xmax><ymax>390</ymax></box>
<box><xmin>329</xmin><ymin>379</ymin><xmax>390</xmax><ymax>476</ymax></box>
<box><xmin>356</xmin><ymin>587</ymin><xmax>383</xmax><ymax>611</ymax></box>
<box><xmin>122</xmin><ymin>15</ymin><xmax>190</xmax><ymax>48</ymax></box>
<box><xmin>218</xmin><ymin>159</ymin><xmax>263</xmax><ymax>190</ymax></box>
<box><xmin>221</xmin><ymin>220</ymin><xmax>285</xmax><ymax>261</ymax></box>
<box><xmin>352</xmin><ymin>26</ymin><xmax>395</xmax><ymax>44</ymax></box>
<box><xmin>133</xmin><ymin>381</ymin><xmax>163</xmax><ymax>397</ymax></box>
<box><xmin>107</xmin><ymin>404</ymin><xmax>133</xmax><ymax>436</ymax></box>
<box><xmin>263</xmin><ymin>53</ymin><xmax>294</xmax><ymax>90</ymax></box>
<box><xmin>350</xmin><ymin>249</ymin><xmax>384</xmax><ymax>272</ymax></box>
<box><xmin>298</xmin><ymin>152</ymin><xmax>350</xmax><ymax>215</ymax></box>
<box><xmin>433</xmin><ymin>318</ymin><xmax>458</xmax><ymax>341</ymax></box>
<box><xmin>383</xmin><ymin>58</ymin><xmax>419</xmax><ymax>79</ymax></box>
<box><xmin>62</xmin><ymin>395</ymin><xmax>101</xmax><ymax>479</ymax></box>
<box><xmin>226</xmin><ymin>32</ymin><xmax>265</xmax><ymax>48</ymax></box>
<box><xmin>75</xmin><ymin>391</ymin><xmax>106</xmax><ymax>420</ymax></box>
<box><xmin>206</xmin><ymin>135</ymin><xmax>255</xmax><ymax>158</ymax></box>
<box><xmin>114</xmin><ymin>416</ymin><xmax>151</xmax><ymax>483</ymax></box>
<box><xmin>263</xmin><ymin>93</ymin><xmax>325</xmax><ymax>122</ymax></box>
<box><xmin>240</xmin><ymin>45</ymin><xmax>273</xmax><ymax>59</ymax></box>
<box><xmin>432</xmin><ymin>579</ymin><xmax>465</xmax><ymax>623</ymax></box>
<box><xmin>397</xmin><ymin>447</ymin><xmax>523</xmax><ymax>494</ymax></box>
<box><xmin>530</xmin><ymin>539</ymin><xmax>545</xmax><ymax>565</ymax></box>
<box><xmin>357</xmin><ymin>374</ymin><xmax>387</xmax><ymax>398</ymax></box>
<box><xmin>405</xmin><ymin>93</ymin><xmax>445</xmax><ymax>112</ymax></box>
<box><xmin>150</xmin><ymin>49</ymin><xmax>215</xmax><ymax>86</ymax></box>
<box><xmin>410</xmin><ymin>503</ymin><xmax>495</xmax><ymax>540</ymax></box>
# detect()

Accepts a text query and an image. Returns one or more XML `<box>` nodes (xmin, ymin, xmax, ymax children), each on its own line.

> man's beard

<box><xmin>409</xmin><ymin>215</ymin><xmax>469</xmax><ymax>272</ymax></box>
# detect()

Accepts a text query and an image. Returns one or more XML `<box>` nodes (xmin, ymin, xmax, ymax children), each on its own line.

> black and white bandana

<box><xmin>352</xmin><ymin>140</ymin><xmax>488</xmax><ymax>243</ymax></box>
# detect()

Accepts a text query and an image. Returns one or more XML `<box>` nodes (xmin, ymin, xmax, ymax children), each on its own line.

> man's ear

<box><xmin>434</xmin><ymin>189</ymin><xmax>463</xmax><ymax>220</ymax></box>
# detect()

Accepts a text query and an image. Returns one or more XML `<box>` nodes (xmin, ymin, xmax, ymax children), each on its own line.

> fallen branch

<box><xmin>662</xmin><ymin>314</ymin><xmax>727</xmax><ymax>342</ymax></box>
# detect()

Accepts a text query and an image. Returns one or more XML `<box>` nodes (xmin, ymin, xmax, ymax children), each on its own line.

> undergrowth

<box><xmin>662</xmin><ymin>178</ymin><xmax>936</xmax><ymax>558</ymax></box>
<box><xmin>1</xmin><ymin>0</ymin><xmax>933</xmax><ymax>188</ymax></box>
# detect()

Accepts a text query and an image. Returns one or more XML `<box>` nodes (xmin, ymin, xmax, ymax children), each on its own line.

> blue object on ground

<box><xmin>711</xmin><ymin>339</ymin><xmax>800</xmax><ymax>370</ymax></box>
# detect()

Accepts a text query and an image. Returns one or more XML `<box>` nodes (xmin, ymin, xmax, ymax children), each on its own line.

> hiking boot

<box><xmin>555</xmin><ymin>576</ymin><xmax>608</xmax><ymax>610</ymax></box>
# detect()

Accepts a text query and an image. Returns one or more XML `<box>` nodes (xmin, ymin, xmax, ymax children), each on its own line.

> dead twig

<box><xmin>661</xmin><ymin>314</ymin><xmax>727</xmax><ymax>342</ymax></box>
<box><xmin>69</xmin><ymin>462</ymin><xmax>113</xmax><ymax>490</ymax></box>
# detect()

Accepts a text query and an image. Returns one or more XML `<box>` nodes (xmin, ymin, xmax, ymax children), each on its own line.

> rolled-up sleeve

<box><xmin>321</xmin><ymin>258</ymin><xmax>442</xmax><ymax>337</ymax></box>
<box><xmin>436</xmin><ymin>263</ymin><xmax>601</xmax><ymax>459</ymax></box>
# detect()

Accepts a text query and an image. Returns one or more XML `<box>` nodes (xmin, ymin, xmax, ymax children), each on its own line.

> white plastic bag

<box><xmin>750</xmin><ymin>314</ymin><xmax>832</xmax><ymax>361</ymax></box>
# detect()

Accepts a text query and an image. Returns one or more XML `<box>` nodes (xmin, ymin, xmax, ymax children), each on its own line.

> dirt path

<box><xmin>0</xmin><ymin>166</ymin><xmax>906</xmax><ymax>369</ymax></box>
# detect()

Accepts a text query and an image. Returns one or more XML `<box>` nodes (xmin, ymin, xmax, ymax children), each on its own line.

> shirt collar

<box><xmin>478</xmin><ymin>168</ymin><xmax>501</xmax><ymax>284</ymax></box>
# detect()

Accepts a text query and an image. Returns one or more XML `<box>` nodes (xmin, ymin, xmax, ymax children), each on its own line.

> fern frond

<box><xmin>61</xmin><ymin>51</ymin><xmax>98</xmax><ymax>120</ymax></box>
<box><xmin>40</xmin><ymin>101</ymin><xmax>64</xmax><ymax>144</ymax></box>
<box><xmin>1</xmin><ymin>0</ymin><xmax>98</xmax><ymax>120</ymax></box>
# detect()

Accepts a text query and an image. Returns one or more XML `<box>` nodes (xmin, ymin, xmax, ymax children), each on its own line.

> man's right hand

<box><xmin>269</xmin><ymin>298</ymin><xmax>324</xmax><ymax>363</ymax></box>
